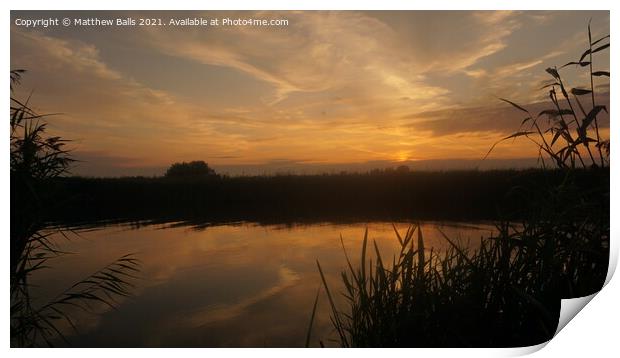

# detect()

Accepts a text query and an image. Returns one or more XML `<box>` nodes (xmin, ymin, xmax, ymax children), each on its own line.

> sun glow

<box><xmin>396</xmin><ymin>151</ymin><xmax>410</xmax><ymax>162</ymax></box>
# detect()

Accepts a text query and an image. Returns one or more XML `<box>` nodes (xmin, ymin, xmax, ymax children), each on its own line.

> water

<box><xmin>30</xmin><ymin>220</ymin><xmax>498</xmax><ymax>347</ymax></box>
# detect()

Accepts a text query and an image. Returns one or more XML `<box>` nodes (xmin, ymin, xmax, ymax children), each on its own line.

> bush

<box><xmin>164</xmin><ymin>160</ymin><xmax>217</xmax><ymax>178</ymax></box>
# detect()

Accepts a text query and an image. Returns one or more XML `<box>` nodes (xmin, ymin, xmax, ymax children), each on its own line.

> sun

<box><xmin>396</xmin><ymin>151</ymin><xmax>410</xmax><ymax>162</ymax></box>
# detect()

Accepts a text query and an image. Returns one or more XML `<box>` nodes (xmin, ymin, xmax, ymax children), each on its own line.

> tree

<box><xmin>165</xmin><ymin>160</ymin><xmax>217</xmax><ymax>178</ymax></box>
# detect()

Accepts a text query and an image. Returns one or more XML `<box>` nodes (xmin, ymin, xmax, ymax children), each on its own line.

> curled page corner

<box><xmin>512</xmin><ymin>293</ymin><xmax>600</xmax><ymax>357</ymax></box>
<box><xmin>546</xmin><ymin>234</ymin><xmax>617</xmax><ymax>348</ymax></box>
<box><xmin>604</xmin><ymin>242</ymin><xmax>618</xmax><ymax>287</ymax></box>
<box><xmin>503</xmin><ymin>341</ymin><xmax>549</xmax><ymax>357</ymax></box>
<box><xmin>552</xmin><ymin>242</ymin><xmax>616</xmax><ymax>339</ymax></box>
<box><xmin>554</xmin><ymin>293</ymin><xmax>597</xmax><ymax>337</ymax></box>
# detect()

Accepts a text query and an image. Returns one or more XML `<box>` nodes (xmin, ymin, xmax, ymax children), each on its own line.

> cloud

<box><xmin>127</xmin><ymin>10</ymin><xmax>537</xmax><ymax>137</ymax></box>
<box><xmin>405</xmin><ymin>92</ymin><xmax>610</xmax><ymax>137</ymax></box>
<box><xmin>11</xmin><ymin>30</ymin><xmax>122</xmax><ymax>81</ymax></box>
<box><xmin>406</xmin><ymin>105</ymin><xmax>525</xmax><ymax>136</ymax></box>
<box><xmin>69</xmin><ymin>151</ymin><xmax>166</xmax><ymax>177</ymax></box>
<box><xmin>137</xmin><ymin>11</ymin><xmax>453</xmax><ymax>108</ymax></box>
<box><xmin>9</xmin><ymin>11</ymin><xmax>610</xmax><ymax>176</ymax></box>
<box><xmin>10</xmin><ymin>28</ymin><xmax>252</xmax><ymax>167</ymax></box>
<box><xmin>418</xmin><ymin>11</ymin><xmax>521</xmax><ymax>74</ymax></box>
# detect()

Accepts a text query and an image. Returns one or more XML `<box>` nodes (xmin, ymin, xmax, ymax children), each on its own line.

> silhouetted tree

<box><xmin>165</xmin><ymin>160</ymin><xmax>217</xmax><ymax>178</ymax></box>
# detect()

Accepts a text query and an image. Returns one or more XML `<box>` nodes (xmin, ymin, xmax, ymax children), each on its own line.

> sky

<box><xmin>10</xmin><ymin>10</ymin><xmax>610</xmax><ymax>176</ymax></box>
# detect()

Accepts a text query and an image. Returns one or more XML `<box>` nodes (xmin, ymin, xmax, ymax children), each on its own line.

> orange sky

<box><xmin>10</xmin><ymin>10</ymin><xmax>610</xmax><ymax>176</ymax></box>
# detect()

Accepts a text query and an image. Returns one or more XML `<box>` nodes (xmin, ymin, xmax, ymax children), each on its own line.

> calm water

<box><xmin>31</xmin><ymin>221</ymin><xmax>498</xmax><ymax>347</ymax></box>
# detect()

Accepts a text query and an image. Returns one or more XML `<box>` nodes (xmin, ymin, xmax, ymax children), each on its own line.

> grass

<box><xmin>310</xmin><ymin>23</ymin><xmax>609</xmax><ymax>347</ymax></box>
<box><xmin>10</xmin><ymin>70</ymin><xmax>141</xmax><ymax>347</ymax></box>
<box><xmin>487</xmin><ymin>21</ymin><xmax>609</xmax><ymax>169</ymax></box>
<box><xmin>314</xmin><ymin>203</ymin><xmax>608</xmax><ymax>347</ymax></box>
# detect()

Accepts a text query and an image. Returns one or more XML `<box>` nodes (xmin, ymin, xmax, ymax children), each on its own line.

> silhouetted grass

<box><xmin>41</xmin><ymin>168</ymin><xmax>607</xmax><ymax>226</ymax></box>
<box><xmin>310</xmin><ymin>23</ymin><xmax>609</xmax><ymax>348</ymax></box>
<box><xmin>488</xmin><ymin>21</ymin><xmax>609</xmax><ymax>169</ymax></box>
<box><xmin>314</xmin><ymin>200</ymin><xmax>608</xmax><ymax>347</ymax></box>
<box><xmin>10</xmin><ymin>70</ymin><xmax>141</xmax><ymax>347</ymax></box>
<box><xmin>12</xmin><ymin>252</ymin><xmax>140</xmax><ymax>347</ymax></box>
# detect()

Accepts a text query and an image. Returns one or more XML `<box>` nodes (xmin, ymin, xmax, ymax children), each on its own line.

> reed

<box><xmin>39</xmin><ymin>168</ymin><xmax>605</xmax><ymax>227</ymax></box>
<box><xmin>311</xmin><ymin>24</ymin><xmax>609</xmax><ymax>347</ymax></box>
<box><xmin>486</xmin><ymin>22</ymin><xmax>609</xmax><ymax>169</ymax></box>
<box><xmin>10</xmin><ymin>70</ymin><xmax>141</xmax><ymax>347</ymax></box>
<box><xmin>314</xmin><ymin>204</ymin><xmax>607</xmax><ymax>347</ymax></box>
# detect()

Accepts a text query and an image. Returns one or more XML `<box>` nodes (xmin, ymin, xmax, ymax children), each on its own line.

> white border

<box><xmin>3</xmin><ymin>0</ymin><xmax>617</xmax><ymax>10</ymax></box>
<box><xmin>3</xmin><ymin>1</ymin><xmax>617</xmax><ymax>357</ymax></box>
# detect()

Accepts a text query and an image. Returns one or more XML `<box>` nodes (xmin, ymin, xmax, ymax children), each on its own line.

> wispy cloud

<box><xmin>10</xmin><ymin>10</ymin><xmax>610</xmax><ymax>176</ymax></box>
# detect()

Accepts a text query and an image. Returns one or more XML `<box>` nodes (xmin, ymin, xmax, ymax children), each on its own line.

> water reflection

<box><xmin>32</xmin><ymin>221</ymin><xmax>498</xmax><ymax>347</ymax></box>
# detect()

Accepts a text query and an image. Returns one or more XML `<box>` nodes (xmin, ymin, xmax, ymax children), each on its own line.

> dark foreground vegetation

<box><xmin>40</xmin><ymin>168</ymin><xmax>607</xmax><ymax>226</ymax></box>
<box><xmin>308</xmin><ymin>23</ymin><xmax>610</xmax><ymax>348</ymax></box>
<box><xmin>11</xmin><ymin>70</ymin><xmax>140</xmax><ymax>347</ymax></box>
<box><xmin>312</xmin><ymin>174</ymin><xmax>609</xmax><ymax>347</ymax></box>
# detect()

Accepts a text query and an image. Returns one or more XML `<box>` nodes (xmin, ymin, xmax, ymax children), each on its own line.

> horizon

<box><xmin>10</xmin><ymin>10</ymin><xmax>610</xmax><ymax>177</ymax></box>
<box><xmin>69</xmin><ymin>157</ymin><xmax>546</xmax><ymax>177</ymax></box>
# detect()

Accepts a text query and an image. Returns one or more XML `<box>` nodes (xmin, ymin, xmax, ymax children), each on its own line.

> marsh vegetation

<box><xmin>10</xmin><ymin>70</ymin><xmax>140</xmax><ymax>347</ymax></box>
<box><xmin>310</xmin><ymin>23</ymin><xmax>610</xmax><ymax>347</ymax></box>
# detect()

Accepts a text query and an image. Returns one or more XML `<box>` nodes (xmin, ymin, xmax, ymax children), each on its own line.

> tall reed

<box><xmin>486</xmin><ymin>21</ymin><xmax>609</xmax><ymax>169</ymax></box>
<box><xmin>314</xmin><ymin>209</ymin><xmax>607</xmax><ymax>347</ymax></box>
<box><xmin>311</xmin><ymin>23</ymin><xmax>609</xmax><ymax>347</ymax></box>
<box><xmin>10</xmin><ymin>70</ymin><xmax>141</xmax><ymax>347</ymax></box>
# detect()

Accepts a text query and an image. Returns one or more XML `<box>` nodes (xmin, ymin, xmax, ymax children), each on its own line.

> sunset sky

<box><xmin>10</xmin><ymin>10</ymin><xmax>610</xmax><ymax>176</ymax></box>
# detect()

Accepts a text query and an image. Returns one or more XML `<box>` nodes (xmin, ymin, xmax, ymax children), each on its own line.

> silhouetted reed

<box><xmin>313</xmin><ymin>166</ymin><xmax>608</xmax><ymax>346</ymax></box>
<box><xmin>487</xmin><ymin>21</ymin><xmax>609</xmax><ymax>169</ymax></box>
<box><xmin>314</xmin><ymin>207</ymin><xmax>607</xmax><ymax>347</ymax></box>
<box><xmin>10</xmin><ymin>70</ymin><xmax>140</xmax><ymax>347</ymax></box>
<box><xmin>311</xmin><ymin>24</ymin><xmax>609</xmax><ymax>347</ymax></box>
<box><xmin>39</xmin><ymin>168</ymin><xmax>606</xmax><ymax>227</ymax></box>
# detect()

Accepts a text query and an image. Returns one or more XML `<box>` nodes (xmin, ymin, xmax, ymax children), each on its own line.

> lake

<box><xmin>31</xmin><ymin>220</ymin><xmax>499</xmax><ymax>347</ymax></box>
